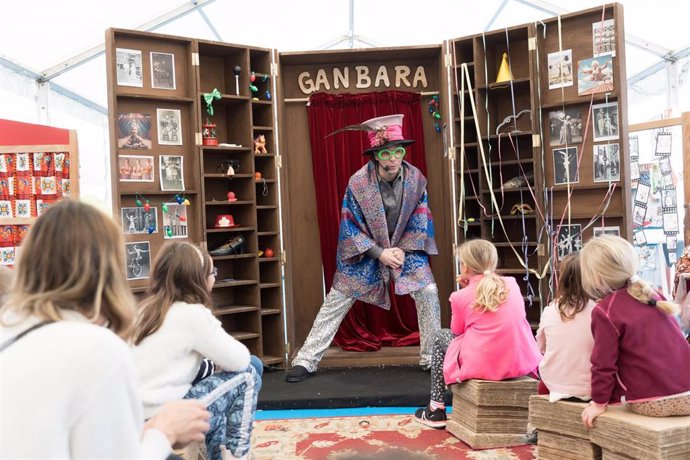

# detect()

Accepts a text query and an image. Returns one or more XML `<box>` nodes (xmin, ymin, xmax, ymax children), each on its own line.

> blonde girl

<box><xmin>0</xmin><ymin>200</ymin><xmax>208</xmax><ymax>459</ymax></box>
<box><xmin>580</xmin><ymin>235</ymin><xmax>690</xmax><ymax>427</ymax></box>
<box><xmin>132</xmin><ymin>241</ymin><xmax>261</xmax><ymax>460</ymax></box>
<box><xmin>536</xmin><ymin>252</ymin><xmax>595</xmax><ymax>401</ymax></box>
<box><xmin>414</xmin><ymin>239</ymin><xmax>541</xmax><ymax>428</ymax></box>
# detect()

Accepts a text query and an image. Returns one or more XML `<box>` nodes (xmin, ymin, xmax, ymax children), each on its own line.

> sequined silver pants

<box><xmin>292</xmin><ymin>284</ymin><xmax>442</xmax><ymax>372</ymax></box>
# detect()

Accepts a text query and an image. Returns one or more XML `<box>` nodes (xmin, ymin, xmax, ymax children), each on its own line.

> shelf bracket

<box><xmin>280</xmin><ymin>250</ymin><xmax>287</xmax><ymax>266</ymax></box>
<box><xmin>275</xmin><ymin>154</ymin><xmax>282</xmax><ymax>169</ymax></box>
<box><xmin>191</xmin><ymin>52</ymin><xmax>199</xmax><ymax>66</ymax></box>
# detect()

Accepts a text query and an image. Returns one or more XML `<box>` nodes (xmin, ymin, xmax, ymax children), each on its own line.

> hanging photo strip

<box><xmin>661</xmin><ymin>188</ymin><xmax>677</xmax><ymax>209</ymax></box>
<box><xmin>630</xmin><ymin>160</ymin><xmax>640</xmax><ymax>181</ymax></box>
<box><xmin>662</xmin><ymin>210</ymin><xmax>679</xmax><ymax>235</ymax></box>
<box><xmin>654</xmin><ymin>131</ymin><xmax>672</xmax><ymax>157</ymax></box>
<box><xmin>634</xmin><ymin>230</ymin><xmax>647</xmax><ymax>246</ymax></box>
<box><xmin>667</xmin><ymin>235</ymin><xmax>677</xmax><ymax>252</ymax></box>
<box><xmin>629</xmin><ymin>135</ymin><xmax>639</xmax><ymax>161</ymax></box>
<box><xmin>632</xmin><ymin>181</ymin><xmax>650</xmax><ymax>227</ymax></box>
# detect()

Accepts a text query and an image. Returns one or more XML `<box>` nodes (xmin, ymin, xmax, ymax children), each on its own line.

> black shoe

<box><xmin>209</xmin><ymin>235</ymin><xmax>245</xmax><ymax>256</ymax></box>
<box><xmin>413</xmin><ymin>405</ymin><xmax>447</xmax><ymax>428</ymax></box>
<box><xmin>525</xmin><ymin>429</ymin><xmax>538</xmax><ymax>445</ymax></box>
<box><xmin>286</xmin><ymin>365</ymin><xmax>312</xmax><ymax>383</ymax></box>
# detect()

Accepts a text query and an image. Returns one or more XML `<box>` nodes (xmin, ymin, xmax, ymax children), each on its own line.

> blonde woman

<box><xmin>0</xmin><ymin>200</ymin><xmax>209</xmax><ymax>459</ymax></box>
<box><xmin>580</xmin><ymin>235</ymin><xmax>690</xmax><ymax>428</ymax></box>
<box><xmin>132</xmin><ymin>241</ymin><xmax>261</xmax><ymax>460</ymax></box>
<box><xmin>414</xmin><ymin>239</ymin><xmax>542</xmax><ymax>428</ymax></box>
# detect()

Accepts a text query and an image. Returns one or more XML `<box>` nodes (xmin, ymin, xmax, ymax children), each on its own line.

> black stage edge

<box><xmin>258</xmin><ymin>366</ymin><xmax>452</xmax><ymax>410</ymax></box>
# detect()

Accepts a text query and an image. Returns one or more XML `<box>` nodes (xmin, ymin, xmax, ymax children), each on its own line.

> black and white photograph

<box><xmin>547</xmin><ymin>50</ymin><xmax>574</xmax><ymax>89</ymax></box>
<box><xmin>116</xmin><ymin>48</ymin><xmax>143</xmax><ymax>87</ymax></box>
<box><xmin>125</xmin><ymin>241</ymin><xmax>151</xmax><ymax>280</ymax></box>
<box><xmin>631</xmin><ymin>160</ymin><xmax>640</xmax><ymax>180</ymax></box>
<box><xmin>593</xmin><ymin>143</ymin><xmax>620</xmax><ymax>182</ymax></box>
<box><xmin>659</xmin><ymin>157</ymin><xmax>672</xmax><ymax>174</ymax></box>
<box><xmin>548</xmin><ymin>108</ymin><xmax>583</xmax><ymax>146</ymax></box>
<box><xmin>121</xmin><ymin>206</ymin><xmax>158</xmax><ymax>234</ymax></box>
<box><xmin>592</xmin><ymin>102</ymin><xmax>619</xmax><ymax>141</ymax></box>
<box><xmin>553</xmin><ymin>146</ymin><xmax>579</xmax><ymax>184</ymax></box>
<box><xmin>151</xmin><ymin>52</ymin><xmax>176</xmax><ymax>90</ymax></box>
<box><xmin>667</xmin><ymin>236</ymin><xmax>678</xmax><ymax>251</ymax></box>
<box><xmin>157</xmin><ymin>108</ymin><xmax>182</xmax><ymax>145</ymax></box>
<box><xmin>655</xmin><ymin>132</ymin><xmax>672</xmax><ymax>156</ymax></box>
<box><xmin>556</xmin><ymin>224</ymin><xmax>582</xmax><ymax>260</ymax></box>
<box><xmin>629</xmin><ymin>135</ymin><xmax>639</xmax><ymax>160</ymax></box>
<box><xmin>634</xmin><ymin>230</ymin><xmax>647</xmax><ymax>246</ymax></box>
<box><xmin>593</xmin><ymin>19</ymin><xmax>616</xmax><ymax>57</ymax></box>
<box><xmin>633</xmin><ymin>203</ymin><xmax>647</xmax><ymax>226</ymax></box>
<box><xmin>663</xmin><ymin>173</ymin><xmax>674</xmax><ymax>187</ymax></box>
<box><xmin>162</xmin><ymin>203</ymin><xmax>188</xmax><ymax>239</ymax></box>
<box><xmin>670</xmin><ymin>252</ymin><xmax>678</xmax><ymax>264</ymax></box>
<box><xmin>593</xmin><ymin>226</ymin><xmax>620</xmax><ymax>238</ymax></box>
<box><xmin>160</xmin><ymin>155</ymin><xmax>184</xmax><ymax>191</ymax></box>
<box><xmin>662</xmin><ymin>189</ymin><xmax>677</xmax><ymax>208</ymax></box>
<box><xmin>117</xmin><ymin>113</ymin><xmax>152</xmax><ymax>149</ymax></box>
<box><xmin>663</xmin><ymin>211</ymin><xmax>679</xmax><ymax>233</ymax></box>
<box><xmin>635</xmin><ymin>182</ymin><xmax>651</xmax><ymax>205</ymax></box>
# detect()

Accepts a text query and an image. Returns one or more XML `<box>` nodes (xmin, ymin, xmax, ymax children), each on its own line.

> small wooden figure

<box><xmin>253</xmin><ymin>134</ymin><xmax>267</xmax><ymax>154</ymax></box>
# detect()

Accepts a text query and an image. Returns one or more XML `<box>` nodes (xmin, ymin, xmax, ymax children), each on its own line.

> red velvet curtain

<box><xmin>306</xmin><ymin>91</ymin><xmax>428</xmax><ymax>351</ymax></box>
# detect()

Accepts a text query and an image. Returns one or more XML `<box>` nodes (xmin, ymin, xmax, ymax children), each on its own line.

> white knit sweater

<box><xmin>132</xmin><ymin>301</ymin><xmax>250</xmax><ymax>418</ymax></box>
<box><xmin>0</xmin><ymin>311</ymin><xmax>170</xmax><ymax>459</ymax></box>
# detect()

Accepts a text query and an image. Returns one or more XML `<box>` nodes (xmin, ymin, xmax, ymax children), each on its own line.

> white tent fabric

<box><xmin>0</xmin><ymin>0</ymin><xmax>688</xmax><ymax>206</ymax></box>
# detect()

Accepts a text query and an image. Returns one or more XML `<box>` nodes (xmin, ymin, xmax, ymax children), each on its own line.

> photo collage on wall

<box><xmin>116</xmin><ymin>47</ymin><xmax>187</xmax><ymax>280</ymax></box>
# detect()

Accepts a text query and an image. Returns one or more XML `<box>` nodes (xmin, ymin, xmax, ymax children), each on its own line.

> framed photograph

<box><xmin>659</xmin><ymin>157</ymin><xmax>672</xmax><ymax>175</ymax></box>
<box><xmin>634</xmin><ymin>230</ymin><xmax>647</xmax><ymax>246</ymax></box>
<box><xmin>593</xmin><ymin>19</ymin><xmax>616</xmax><ymax>57</ymax></box>
<box><xmin>151</xmin><ymin>52</ymin><xmax>176</xmax><ymax>90</ymax></box>
<box><xmin>160</xmin><ymin>155</ymin><xmax>184</xmax><ymax>191</ymax></box>
<box><xmin>121</xmin><ymin>206</ymin><xmax>158</xmax><ymax>235</ymax></box>
<box><xmin>635</xmin><ymin>182</ymin><xmax>651</xmax><ymax>205</ymax></box>
<box><xmin>592</xmin><ymin>102</ymin><xmax>619</xmax><ymax>141</ymax></box>
<box><xmin>577</xmin><ymin>55</ymin><xmax>614</xmax><ymax>96</ymax></box>
<box><xmin>119</xmin><ymin>155</ymin><xmax>155</xmax><ymax>182</ymax></box>
<box><xmin>547</xmin><ymin>50</ymin><xmax>574</xmax><ymax>89</ymax></box>
<box><xmin>556</xmin><ymin>224</ymin><xmax>582</xmax><ymax>260</ymax></box>
<box><xmin>117</xmin><ymin>113</ymin><xmax>152</xmax><ymax>149</ymax></box>
<box><xmin>630</xmin><ymin>161</ymin><xmax>640</xmax><ymax>180</ymax></box>
<box><xmin>116</xmin><ymin>48</ymin><xmax>143</xmax><ymax>87</ymax></box>
<box><xmin>553</xmin><ymin>146</ymin><xmax>579</xmax><ymax>184</ymax></box>
<box><xmin>655</xmin><ymin>132</ymin><xmax>672</xmax><ymax>156</ymax></box>
<box><xmin>663</xmin><ymin>211</ymin><xmax>679</xmax><ymax>233</ymax></box>
<box><xmin>593</xmin><ymin>143</ymin><xmax>620</xmax><ymax>182</ymax></box>
<box><xmin>629</xmin><ymin>135</ymin><xmax>639</xmax><ymax>160</ymax></box>
<box><xmin>632</xmin><ymin>203</ymin><xmax>647</xmax><ymax>226</ymax></box>
<box><xmin>161</xmin><ymin>203</ymin><xmax>188</xmax><ymax>239</ymax></box>
<box><xmin>157</xmin><ymin>108</ymin><xmax>182</xmax><ymax>146</ymax></box>
<box><xmin>662</xmin><ymin>189</ymin><xmax>677</xmax><ymax>208</ymax></box>
<box><xmin>125</xmin><ymin>241</ymin><xmax>151</xmax><ymax>280</ymax></box>
<box><xmin>548</xmin><ymin>108</ymin><xmax>583</xmax><ymax>146</ymax></box>
<box><xmin>667</xmin><ymin>236</ymin><xmax>677</xmax><ymax>251</ymax></box>
<box><xmin>593</xmin><ymin>226</ymin><xmax>620</xmax><ymax>238</ymax></box>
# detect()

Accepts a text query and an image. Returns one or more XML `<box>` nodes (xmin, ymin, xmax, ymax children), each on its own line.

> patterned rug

<box><xmin>251</xmin><ymin>414</ymin><xmax>537</xmax><ymax>459</ymax></box>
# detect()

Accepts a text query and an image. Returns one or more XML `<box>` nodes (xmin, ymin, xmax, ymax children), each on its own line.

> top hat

<box><xmin>360</xmin><ymin>114</ymin><xmax>415</xmax><ymax>155</ymax></box>
<box><xmin>214</xmin><ymin>214</ymin><xmax>239</xmax><ymax>228</ymax></box>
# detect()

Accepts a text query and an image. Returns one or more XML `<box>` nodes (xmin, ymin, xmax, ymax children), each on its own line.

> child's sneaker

<box><xmin>413</xmin><ymin>405</ymin><xmax>447</xmax><ymax>428</ymax></box>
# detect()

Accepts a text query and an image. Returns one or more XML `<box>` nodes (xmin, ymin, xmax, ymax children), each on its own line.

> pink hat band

<box><xmin>367</xmin><ymin>124</ymin><xmax>404</xmax><ymax>149</ymax></box>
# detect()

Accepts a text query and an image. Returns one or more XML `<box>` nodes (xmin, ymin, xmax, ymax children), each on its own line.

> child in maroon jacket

<box><xmin>579</xmin><ymin>235</ymin><xmax>690</xmax><ymax>427</ymax></box>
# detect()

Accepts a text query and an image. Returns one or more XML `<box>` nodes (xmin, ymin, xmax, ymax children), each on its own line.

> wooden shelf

<box><xmin>204</xmin><ymin>173</ymin><xmax>254</xmax><ymax>179</ymax></box>
<box><xmin>261</xmin><ymin>308</ymin><xmax>281</xmax><ymax>316</ymax></box>
<box><xmin>482</xmin><ymin>131</ymin><xmax>533</xmax><ymax>141</ymax></box>
<box><xmin>260</xmin><ymin>282</ymin><xmax>280</xmax><ymax>289</ymax></box>
<box><xmin>205</xmin><ymin>200</ymin><xmax>254</xmax><ymax>205</ymax></box>
<box><xmin>551</xmin><ymin>183</ymin><xmax>620</xmax><ymax>191</ymax></box>
<box><xmin>259</xmin><ymin>257</ymin><xmax>279</xmax><ymax>263</ymax></box>
<box><xmin>119</xmin><ymin>190</ymin><xmax>198</xmax><ymax>195</ymax></box>
<box><xmin>476</xmin><ymin>77</ymin><xmax>531</xmax><ymax>90</ymax></box>
<box><xmin>115</xmin><ymin>92</ymin><xmax>195</xmax><ymax>103</ymax></box>
<box><xmin>255</xmin><ymin>179</ymin><xmax>277</xmax><ymax>183</ymax></box>
<box><xmin>202</xmin><ymin>146</ymin><xmax>251</xmax><ymax>152</ymax></box>
<box><xmin>206</xmin><ymin>226</ymin><xmax>256</xmax><ymax>233</ymax></box>
<box><xmin>540</xmin><ymin>93</ymin><xmax>619</xmax><ymax>110</ymax></box>
<box><xmin>214</xmin><ymin>305</ymin><xmax>259</xmax><ymax>315</ymax></box>
<box><xmin>231</xmin><ymin>331</ymin><xmax>261</xmax><ymax>341</ymax></box>
<box><xmin>252</xmin><ymin>125</ymin><xmax>273</xmax><ymax>131</ymax></box>
<box><xmin>257</xmin><ymin>231</ymin><xmax>279</xmax><ymax>236</ymax></box>
<box><xmin>211</xmin><ymin>253</ymin><xmax>256</xmax><ymax>261</ymax></box>
<box><xmin>198</xmin><ymin>93</ymin><xmax>249</xmax><ymax>105</ymax></box>
<box><xmin>494</xmin><ymin>241</ymin><xmax>539</xmax><ymax>247</ymax></box>
<box><xmin>251</xmin><ymin>100</ymin><xmax>273</xmax><ymax>106</ymax></box>
<box><xmin>214</xmin><ymin>279</ymin><xmax>258</xmax><ymax>288</ymax></box>
<box><xmin>483</xmin><ymin>187</ymin><xmax>533</xmax><ymax>193</ymax></box>
<box><xmin>256</xmin><ymin>205</ymin><xmax>277</xmax><ymax>210</ymax></box>
<box><xmin>261</xmin><ymin>355</ymin><xmax>284</xmax><ymax>365</ymax></box>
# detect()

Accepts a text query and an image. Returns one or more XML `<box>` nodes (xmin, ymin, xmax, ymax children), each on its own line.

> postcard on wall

<box><xmin>116</xmin><ymin>48</ymin><xmax>143</xmax><ymax>87</ymax></box>
<box><xmin>117</xmin><ymin>113</ymin><xmax>152</xmax><ymax>149</ymax></box>
<box><xmin>592</xmin><ymin>102</ymin><xmax>619</xmax><ymax>141</ymax></box>
<box><xmin>121</xmin><ymin>206</ymin><xmax>158</xmax><ymax>235</ymax></box>
<box><xmin>662</xmin><ymin>188</ymin><xmax>677</xmax><ymax>208</ymax></box>
<box><xmin>157</xmin><ymin>108</ymin><xmax>182</xmax><ymax>145</ymax></box>
<box><xmin>593</xmin><ymin>226</ymin><xmax>620</xmax><ymax>238</ymax></box>
<box><xmin>593</xmin><ymin>143</ymin><xmax>620</xmax><ymax>183</ymax></box>
<box><xmin>632</xmin><ymin>203</ymin><xmax>647</xmax><ymax>227</ymax></box>
<box><xmin>655</xmin><ymin>132</ymin><xmax>672</xmax><ymax>156</ymax></box>
<box><xmin>160</xmin><ymin>155</ymin><xmax>184</xmax><ymax>191</ymax></box>
<box><xmin>556</xmin><ymin>224</ymin><xmax>582</xmax><ymax>260</ymax></box>
<box><xmin>635</xmin><ymin>182</ymin><xmax>651</xmax><ymax>205</ymax></box>
<box><xmin>593</xmin><ymin>19</ymin><xmax>616</xmax><ymax>57</ymax></box>
<box><xmin>634</xmin><ymin>230</ymin><xmax>647</xmax><ymax>246</ymax></box>
<box><xmin>663</xmin><ymin>211</ymin><xmax>679</xmax><ymax>233</ymax></box>
<box><xmin>151</xmin><ymin>52</ymin><xmax>176</xmax><ymax>90</ymax></box>
<box><xmin>548</xmin><ymin>108</ymin><xmax>583</xmax><ymax>146</ymax></box>
<box><xmin>125</xmin><ymin>241</ymin><xmax>151</xmax><ymax>280</ymax></box>
<box><xmin>629</xmin><ymin>135</ymin><xmax>639</xmax><ymax>160</ymax></box>
<box><xmin>630</xmin><ymin>161</ymin><xmax>640</xmax><ymax>180</ymax></box>
<box><xmin>667</xmin><ymin>235</ymin><xmax>677</xmax><ymax>251</ymax></box>
<box><xmin>161</xmin><ymin>203</ymin><xmax>188</xmax><ymax>239</ymax></box>
<box><xmin>118</xmin><ymin>155</ymin><xmax>155</xmax><ymax>183</ymax></box>
<box><xmin>553</xmin><ymin>146</ymin><xmax>579</xmax><ymax>185</ymax></box>
<box><xmin>547</xmin><ymin>50</ymin><xmax>574</xmax><ymax>89</ymax></box>
<box><xmin>578</xmin><ymin>55</ymin><xmax>614</xmax><ymax>96</ymax></box>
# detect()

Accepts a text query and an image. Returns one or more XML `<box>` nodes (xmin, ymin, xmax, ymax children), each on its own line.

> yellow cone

<box><xmin>495</xmin><ymin>52</ymin><xmax>513</xmax><ymax>83</ymax></box>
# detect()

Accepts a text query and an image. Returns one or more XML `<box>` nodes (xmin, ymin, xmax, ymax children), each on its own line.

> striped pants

<box><xmin>184</xmin><ymin>365</ymin><xmax>261</xmax><ymax>460</ymax></box>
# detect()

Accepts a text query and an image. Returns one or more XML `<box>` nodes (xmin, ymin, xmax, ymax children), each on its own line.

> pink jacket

<box><xmin>443</xmin><ymin>275</ymin><xmax>542</xmax><ymax>385</ymax></box>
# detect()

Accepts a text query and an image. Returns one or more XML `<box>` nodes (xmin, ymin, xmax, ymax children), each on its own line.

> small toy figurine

<box><xmin>253</xmin><ymin>134</ymin><xmax>267</xmax><ymax>154</ymax></box>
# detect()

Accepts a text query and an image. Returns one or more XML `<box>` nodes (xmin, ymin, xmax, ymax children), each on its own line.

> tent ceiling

<box><xmin>1</xmin><ymin>0</ymin><xmax>688</xmax><ymax>109</ymax></box>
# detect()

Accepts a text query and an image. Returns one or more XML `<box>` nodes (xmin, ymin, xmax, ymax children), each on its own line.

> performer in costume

<box><xmin>286</xmin><ymin>114</ymin><xmax>442</xmax><ymax>383</ymax></box>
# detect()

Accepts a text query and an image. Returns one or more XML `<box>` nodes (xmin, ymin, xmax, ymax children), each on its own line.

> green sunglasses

<box><xmin>375</xmin><ymin>146</ymin><xmax>406</xmax><ymax>161</ymax></box>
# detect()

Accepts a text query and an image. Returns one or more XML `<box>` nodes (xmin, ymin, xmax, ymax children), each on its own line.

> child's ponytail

<box><xmin>458</xmin><ymin>239</ymin><xmax>507</xmax><ymax>312</ymax></box>
<box><xmin>628</xmin><ymin>276</ymin><xmax>680</xmax><ymax>316</ymax></box>
<box><xmin>475</xmin><ymin>270</ymin><xmax>508</xmax><ymax>313</ymax></box>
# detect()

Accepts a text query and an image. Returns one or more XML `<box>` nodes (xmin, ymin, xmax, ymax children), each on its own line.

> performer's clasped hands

<box><xmin>379</xmin><ymin>247</ymin><xmax>405</xmax><ymax>269</ymax></box>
